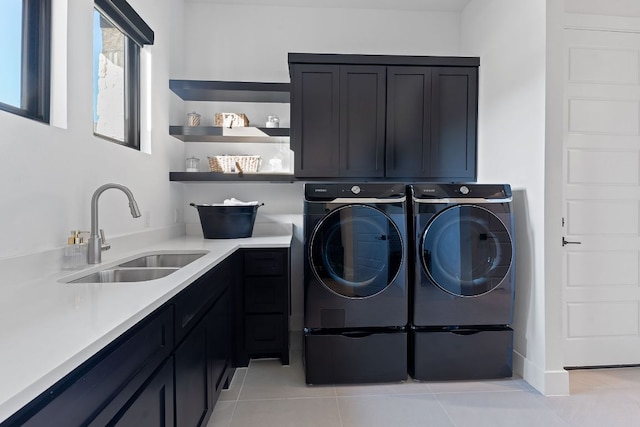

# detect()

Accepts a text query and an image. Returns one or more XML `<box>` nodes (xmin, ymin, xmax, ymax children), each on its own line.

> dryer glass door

<box><xmin>421</xmin><ymin>205</ymin><xmax>512</xmax><ymax>297</ymax></box>
<box><xmin>310</xmin><ymin>205</ymin><xmax>403</xmax><ymax>298</ymax></box>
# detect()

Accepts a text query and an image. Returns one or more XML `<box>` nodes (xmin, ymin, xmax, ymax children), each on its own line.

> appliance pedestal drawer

<box><xmin>304</xmin><ymin>330</ymin><xmax>407</xmax><ymax>385</ymax></box>
<box><xmin>410</xmin><ymin>327</ymin><xmax>513</xmax><ymax>381</ymax></box>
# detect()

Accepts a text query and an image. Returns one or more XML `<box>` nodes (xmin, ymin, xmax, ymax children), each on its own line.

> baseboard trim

<box><xmin>513</xmin><ymin>350</ymin><xmax>570</xmax><ymax>396</ymax></box>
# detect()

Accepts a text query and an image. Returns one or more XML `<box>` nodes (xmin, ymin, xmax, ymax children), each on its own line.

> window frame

<box><xmin>93</xmin><ymin>0</ymin><xmax>153</xmax><ymax>150</ymax></box>
<box><xmin>0</xmin><ymin>0</ymin><xmax>51</xmax><ymax>123</ymax></box>
<box><xmin>93</xmin><ymin>11</ymin><xmax>141</xmax><ymax>149</ymax></box>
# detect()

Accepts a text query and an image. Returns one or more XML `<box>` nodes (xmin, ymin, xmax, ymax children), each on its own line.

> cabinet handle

<box><xmin>562</xmin><ymin>237</ymin><xmax>582</xmax><ymax>246</ymax></box>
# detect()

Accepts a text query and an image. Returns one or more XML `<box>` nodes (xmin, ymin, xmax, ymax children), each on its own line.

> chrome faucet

<box><xmin>88</xmin><ymin>183</ymin><xmax>141</xmax><ymax>264</ymax></box>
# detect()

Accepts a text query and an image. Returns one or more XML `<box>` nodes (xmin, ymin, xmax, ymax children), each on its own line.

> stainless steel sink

<box><xmin>117</xmin><ymin>252</ymin><xmax>207</xmax><ymax>268</ymax></box>
<box><xmin>68</xmin><ymin>268</ymin><xmax>178</xmax><ymax>283</ymax></box>
<box><xmin>62</xmin><ymin>250</ymin><xmax>209</xmax><ymax>284</ymax></box>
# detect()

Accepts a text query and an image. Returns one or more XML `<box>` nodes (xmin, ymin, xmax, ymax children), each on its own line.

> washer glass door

<box><xmin>421</xmin><ymin>205</ymin><xmax>512</xmax><ymax>297</ymax></box>
<box><xmin>310</xmin><ymin>205</ymin><xmax>403</xmax><ymax>298</ymax></box>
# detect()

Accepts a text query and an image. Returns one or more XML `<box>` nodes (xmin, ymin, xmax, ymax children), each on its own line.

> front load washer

<box><xmin>303</xmin><ymin>183</ymin><xmax>408</xmax><ymax>384</ymax></box>
<box><xmin>409</xmin><ymin>183</ymin><xmax>515</xmax><ymax>380</ymax></box>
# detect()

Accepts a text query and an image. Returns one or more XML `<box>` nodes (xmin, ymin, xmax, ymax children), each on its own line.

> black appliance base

<box><xmin>410</xmin><ymin>327</ymin><xmax>513</xmax><ymax>381</ymax></box>
<box><xmin>304</xmin><ymin>330</ymin><xmax>407</xmax><ymax>385</ymax></box>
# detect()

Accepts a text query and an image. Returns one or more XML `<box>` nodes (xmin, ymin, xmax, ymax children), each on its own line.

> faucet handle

<box><xmin>100</xmin><ymin>229</ymin><xmax>111</xmax><ymax>251</ymax></box>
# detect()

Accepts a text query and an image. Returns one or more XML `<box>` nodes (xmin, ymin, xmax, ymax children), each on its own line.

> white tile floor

<box><xmin>208</xmin><ymin>342</ymin><xmax>640</xmax><ymax>427</ymax></box>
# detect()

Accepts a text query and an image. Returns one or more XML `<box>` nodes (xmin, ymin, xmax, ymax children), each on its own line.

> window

<box><xmin>93</xmin><ymin>0</ymin><xmax>153</xmax><ymax>149</ymax></box>
<box><xmin>0</xmin><ymin>0</ymin><xmax>51</xmax><ymax>122</ymax></box>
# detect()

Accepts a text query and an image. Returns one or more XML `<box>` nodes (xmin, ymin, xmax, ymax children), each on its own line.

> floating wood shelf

<box><xmin>169</xmin><ymin>80</ymin><xmax>290</xmax><ymax>103</ymax></box>
<box><xmin>169</xmin><ymin>126</ymin><xmax>289</xmax><ymax>142</ymax></box>
<box><xmin>169</xmin><ymin>172</ymin><xmax>296</xmax><ymax>182</ymax></box>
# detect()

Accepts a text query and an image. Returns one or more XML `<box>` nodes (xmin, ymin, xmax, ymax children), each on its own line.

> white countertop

<box><xmin>0</xmin><ymin>223</ymin><xmax>292</xmax><ymax>423</ymax></box>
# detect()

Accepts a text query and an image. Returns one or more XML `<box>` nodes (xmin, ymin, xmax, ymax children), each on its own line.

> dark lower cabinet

<box><xmin>174</xmin><ymin>257</ymin><xmax>234</xmax><ymax>427</ymax></box>
<box><xmin>1</xmin><ymin>306</ymin><xmax>173</xmax><ymax>427</ymax></box>
<box><xmin>1</xmin><ymin>258</ymin><xmax>234</xmax><ymax>427</ymax></box>
<box><xmin>236</xmin><ymin>249</ymin><xmax>290</xmax><ymax>366</ymax></box>
<box><xmin>175</xmin><ymin>320</ymin><xmax>209</xmax><ymax>427</ymax></box>
<box><xmin>244</xmin><ymin>314</ymin><xmax>285</xmax><ymax>353</ymax></box>
<box><xmin>208</xmin><ymin>290</ymin><xmax>231</xmax><ymax>400</ymax></box>
<box><xmin>92</xmin><ymin>358</ymin><xmax>175</xmax><ymax>427</ymax></box>
<box><xmin>2</xmin><ymin>248</ymin><xmax>287</xmax><ymax>427</ymax></box>
<box><xmin>175</xmin><ymin>289</ymin><xmax>232</xmax><ymax>427</ymax></box>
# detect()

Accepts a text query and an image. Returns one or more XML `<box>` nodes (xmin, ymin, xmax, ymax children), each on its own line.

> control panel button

<box><xmin>351</xmin><ymin>185</ymin><xmax>361</xmax><ymax>195</ymax></box>
<box><xmin>459</xmin><ymin>185</ymin><xmax>470</xmax><ymax>195</ymax></box>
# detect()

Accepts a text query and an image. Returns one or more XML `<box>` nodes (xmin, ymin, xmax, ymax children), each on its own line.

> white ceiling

<box><xmin>189</xmin><ymin>0</ymin><xmax>471</xmax><ymax>12</ymax></box>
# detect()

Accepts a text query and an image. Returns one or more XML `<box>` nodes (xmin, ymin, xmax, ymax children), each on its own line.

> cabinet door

<box><xmin>291</xmin><ymin>64</ymin><xmax>340</xmax><ymax>177</ymax></box>
<box><xmin>339</xmin><ymin>65</ymin><xmax>386</xmax><ymax>177</ymax></box>
<box><xmin>174</xmin><ymin>260</ymin><xmax>230</xmax><ymax>344</ymax></box>
<box><xmin>430</xmin><ymin>67</ymin><xmax>478</xmax><ymax>181</ymax></box>
<box><xmin>108</xmin><ymin>359</ymin><xmax>175</xmax><ymax>427</ymax></box>
<box><xmin>244</xmin><ymin>250</ymin><xmax>285</xmax><ymax>276</ymax></box>
<box><xmin>386</xmin><ymin>67</ymin><xmax>432</xmax><ymax>178</ymax></box>
<box><xmin>208</xmin><ymin>290</ymin><xmax>231</xmax><ymax>402</ymax></box>
<box><xmin>175</xmin><ymin>322</ymin><xmax>209</xmax><ymax>427</ymax></box>
<box><xmin>244</xmin><ymin>314</ymin><xmax>285</xmax><ymax>353</ymax></box>
<box><xmin>7</xmin><ymin>307</ymin><xmax>173</xmax><ymax>427</ymax></box>
<box><xmin>237</xmin><ymin>249</ymin><xmax>290</xmax><ymax>366</ymax></box>
<box><xmin>245</xmin><ymin>277</ymin><xmax>285</xmax><ymax>313</ymax></box>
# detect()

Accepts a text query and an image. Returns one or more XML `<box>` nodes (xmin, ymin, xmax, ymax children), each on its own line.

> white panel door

<box><xmin>563</xmin><ymin>28</ymin><xmax>640</xmax><ymax>366</ymax></box>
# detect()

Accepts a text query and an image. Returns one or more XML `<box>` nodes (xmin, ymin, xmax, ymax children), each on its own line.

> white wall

<box><xmin>179</xmin><ymin>3</ymin><xmax>463</xmax><ymax>82</ymax></box>
<box><xmin>179</xmin><ymin>1</ymin><xmax>464</xmax><ymax>330</ymax></box>
<box><xmin>0</xmin><ymin>0</ymin><xmax>185</xmax><ymax>260</ymax></box>
<box><xmin>461</xmin><ymin>0</ymin><xmax>568</xmax><ymax>395</ymax></box>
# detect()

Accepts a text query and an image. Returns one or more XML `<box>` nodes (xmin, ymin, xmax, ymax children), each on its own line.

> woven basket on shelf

<box><xmin>214</xmin><ymin>113</ymin><xmax>249</xmax><ymax>128</ymax></box>
<box><xmin>208</xmin><ymin>155</ymin><xmax>261</xmax><ymax>173</ymax></box>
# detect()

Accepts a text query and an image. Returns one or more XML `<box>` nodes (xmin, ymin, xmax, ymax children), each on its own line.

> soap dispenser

<box><xmin>63</xmin><ymin>231</ymin><xmax>88</xmax><ymax>270</ymax></box>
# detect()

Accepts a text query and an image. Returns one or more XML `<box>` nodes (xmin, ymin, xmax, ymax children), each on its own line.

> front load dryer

<box><xmin>409</xmin><ymin>183</ymin><xmax>515</xmax><ymax>380</ymax></box>
<box><xmin>303</xmin><ymin>183</ymin><xmax>408</xmax><ymax>384</ymax></box>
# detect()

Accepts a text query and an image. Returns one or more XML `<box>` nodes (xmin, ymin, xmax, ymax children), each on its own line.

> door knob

<box><xmin>562</xmin><ymin>237</ymin><xmax>582</xmax><ymax>246</ymax></box>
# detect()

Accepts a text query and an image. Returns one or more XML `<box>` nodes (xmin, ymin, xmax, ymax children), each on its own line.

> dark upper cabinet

<box><xmin>290</xmin><ymin>64</ymin><xmax>386</xmax><ymax>178</ymax></box>
<box><xmin>431</xmin><ymin>67</ymin><xmax>478</xmax><ymax>181</ymax></box>
<box><xmin>339</xmin><ymin>65</ymin><xmax>386</xmax><ymax>177</ymax></box>
<box><xmin>387</xmin><ymin>66</ymin><xmax>478</xmax><ymax>180</ymax></box>
<box><xmin>430</xmin><ymin>67</ymin><xmax>478</xmax><ymax>180</ymax></box>
<box><xmin>290</xmin><ymin>64</ymin><xmax>339</xmax><ymax>177</ymax></box>
<box><xmin>385</xmin><ymin>67</ymin><xmax>432</xmax><ymax>178</ymax></box>
<box><xmin>289</xmin><ymin>53</ymin><xmax>479</xmax><ymax>181</ymax></box>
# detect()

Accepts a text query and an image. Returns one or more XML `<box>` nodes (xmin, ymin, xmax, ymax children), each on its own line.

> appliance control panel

<box><xmin>412</xmin><ymin>183</ymin><xmax>512</xmax><ymax>200</ymax></box>
<box><xmin>305</xmin><ymin>183</ymin><xmax>405</xmax><ymax>200</ymax></box>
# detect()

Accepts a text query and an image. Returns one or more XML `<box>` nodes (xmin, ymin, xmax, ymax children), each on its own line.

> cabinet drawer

<box><xmin>12</xmin><ymin>306</ymin><xmax>173</xmax><ymax>427</ymax></box>
<box><xmin>174</xmin><ymin>260</ymin><xmax>230</xmax><ymax>344</ymax></box>
<box><xmin>243</xmin><ymin>251</ymin><xmax>285</xmax><ymax>276</ymax></box>
<box><xmin>244</xmin><ymin>314</ymin><xmax>284</xmax><ymax>353</ymax></box>
<box><xmin>244</xmin><ymin>277</ymin><xmax>285</xmax><ymax>313</ymax></box>
<box><xmin>410</xmin><ymin>328</ymin><xmax>513</xmax><ymax>380</ymax></box>
<box><xmin>89</xmin><ymin>357</ymin><xmax>175</xmax><ymax>427</ymax></box>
